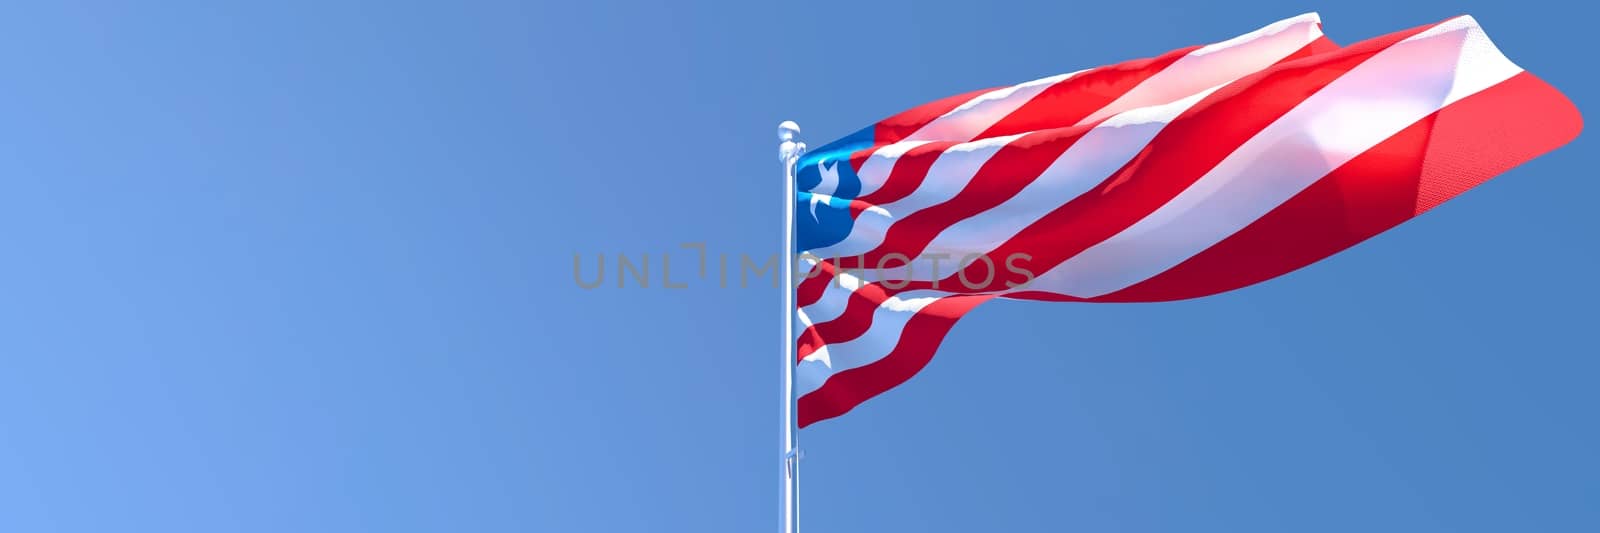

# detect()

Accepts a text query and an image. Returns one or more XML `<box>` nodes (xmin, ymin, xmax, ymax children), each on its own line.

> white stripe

<box><xmin>1078</xmin><ymin>12</ymin><xmax>1324</xmax><ymax>125</ymax></box>
<box><xmin>803</xmin><ymin>15</ymin><xmax>1324</xmax><ymax>264</ymax></box>
<box><xmin>799</xmin><ymin>290</ymin><xmax>849</xmax><ymax>328</ymax></box>
<box><xmin>798</xmin><ymin>267</ymin><xmax>868</xmax><ymax>326</ymax></box>
<box><xmin>806</xmin><ymin>134</ymin><xmax>1025</xmax><ymax>258</ymax></box>
<box><xmin>794</xmin><ymin>291</ymin><xmax>943</xmax><ymax>398</ymax></box>
<box><xmin>855</xmin><ymin>141</ymin><xmax>932</xmax><ymax>198</ymax></box>
<box><xmin>895</xmin><ymin>13</ymin><xmax>1323</xmax><ymax>145</ymax></box>
<box><xmin>880</xmin><ymin>87</ymin><xmax>1220</xmax><ymax>282</ymax></box>
<box><xmin>796</xmin><ymin>307</ymin><xmax>815</xmax><ymax>329</ymax></box>
<box><xmin>902</xmin><ymin>71</ymin><xmax>1086</xmax><ymax>143</ymax></box>
<box><xmin>1030</xmin><ymin>16</ymin><xmax>1521</xmax><ymax>298</ymax></box>
<box><xmin>821</xmin><ymin>87</ymin><xmax>1217</xmax><ymax>285</ymax></box>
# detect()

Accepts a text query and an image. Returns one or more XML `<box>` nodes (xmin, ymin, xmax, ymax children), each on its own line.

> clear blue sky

<box><xmin>0</xmin><ymin>1</ymin><xmax>1594</xmax><ymax>531</ymax></box>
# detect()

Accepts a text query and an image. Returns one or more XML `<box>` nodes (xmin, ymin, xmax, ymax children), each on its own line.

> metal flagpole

<box><xmin>777</xmin><ymin>121</ymin><xmax>805</xmax><ymax>533</ymax></box>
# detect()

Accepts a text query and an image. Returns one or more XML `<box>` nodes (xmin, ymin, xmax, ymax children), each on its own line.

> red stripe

<box><xmin>852</xmin><ymin>37</ymin><xmax>1333</xmax><ymax>216</ymax></box>
<box><xmin>791</xmin><ymin>19</ymin><xmax>1569</xmax><ymax>429</ymax></box>
<box><xmin>856</xmin><ymin>127</ymin><xmax>1098</xmax><ymax>268</ymax></box>
<box><xmin>833</xmin><ymin>34</ymin><xmax>1346</xmax><ymax>275</ymax></box>
<box><xmin>1086</xmin><ymin>71</ymin><xmax>1582</xmax><ymax>302</ymax></box>
<box><xmin>856</xmin><ymin>141</ymin><xmax>959</xmax><ymax>207</ymax></box>
<box><xmin>795</xmin><ymin>279</ymin><xmax>893</xmax><ymax>361</ymax></box>
<box><xmin>922</xmin><ymin>24</ymin><xmax>1427</xmax><ymax>295</ymax></box>
<box><xmin>843</xmin><ymin>198</ymin><xmax>883</xmax><ymax>218</ymax></box>
<box><xmin>797</xmin><ymin>25</ymin><xmax>1431</xmax><ymax>354</ymax></box>
<box><xmin>795</xmin><ymin>261</ymin><xmax>835</xmax><ymax>309</ymax></box>
<box><xmin>973</xmin><ymin>46</ymin><xmax>1200</xmax><ymax>140</ymax></box>
<box><xmin>1295</xmin><ymin>31</ymin><xmax>1340</xmax><ymax>58</ymax></box>
<box><xmin>847</xmin><ymin>147</ymin><xmax>875</xmax><ymax>174</ymax></box>
<box><xmin>874</xmin><ymin>87</ymin><xmax>999</xmax><ymax>145</ymax></box>
<box><xmin>797</xmin><ymin>294</ymin><xmax>993</xmax><ymax>428</ymax></box>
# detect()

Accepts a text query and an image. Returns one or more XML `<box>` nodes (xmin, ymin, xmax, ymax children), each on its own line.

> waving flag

<box><xmin>792</xmin><ymin>13</ymin><xmax>1581</xmax><ymax>428</ymax></box>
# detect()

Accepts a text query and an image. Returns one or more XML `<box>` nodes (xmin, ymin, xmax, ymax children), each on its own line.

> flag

<box><xmin>792</xmin><ymin>13</ymin><xmax>1581</xmax><ymax>428</ymax></box>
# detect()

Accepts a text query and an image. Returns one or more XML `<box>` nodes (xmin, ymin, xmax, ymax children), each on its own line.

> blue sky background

<box><xmin>0</xmin><ymin>1</ymin><xmax>1595</xmax><ymax>531</ymax></box>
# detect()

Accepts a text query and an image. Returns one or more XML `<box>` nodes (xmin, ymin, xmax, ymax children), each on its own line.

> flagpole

<box><xmin>778</xmin><ymin>121</ymin><xmax>805</xmax><ymax>533</ymax></box>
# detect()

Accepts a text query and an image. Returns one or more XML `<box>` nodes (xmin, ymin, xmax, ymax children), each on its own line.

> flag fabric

<box><xmin>791</xmin><ymin>13</ymin><xmax>1581</xmax><ymax>428</ymax></box>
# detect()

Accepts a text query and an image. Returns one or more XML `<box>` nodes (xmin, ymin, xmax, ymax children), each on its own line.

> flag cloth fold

<box><xmin>793</xmin><ymin>13</ymin><xmax>1581</xmax><ymax>428</ymax></box>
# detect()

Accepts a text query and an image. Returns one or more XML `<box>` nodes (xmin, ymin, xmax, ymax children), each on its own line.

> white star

<box><xmin>808</xmin><ymin>160</ymin><xmax>840</xmax><ymax>221</ymax></box>
<box><xmin>813</xmin><ymin>159</ymin><xmax>839</xmax><ymax>197</ymax></box>
<box><xmin>808</xmin><ymin>192</ymin><xmax>828</xmax><ymax>221</ymax></box>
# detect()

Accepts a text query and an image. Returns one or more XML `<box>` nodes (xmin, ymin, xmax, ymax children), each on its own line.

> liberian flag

<box><xmin>792</xmin><ymin>13</ymin><xmax>1581</xmax><ymax>427</ymax></box>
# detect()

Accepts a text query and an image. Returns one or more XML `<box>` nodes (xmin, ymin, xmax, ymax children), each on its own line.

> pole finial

<box><xmin>778</xmin><ymin>121</ymin><xmax>806</xmax><ymax>166</ymax></box>
<box><xmin>778</xmin><ymin>120</ymin><xmax>801</xmax><ymax>142</ymax></box>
